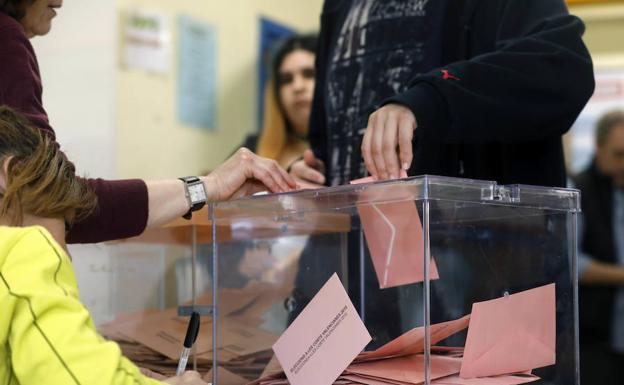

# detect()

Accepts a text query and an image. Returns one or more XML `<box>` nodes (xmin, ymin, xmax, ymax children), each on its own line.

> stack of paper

<box><xmin>99</xmin><ymin>285</ymin><xmax>287</xmax><ymax>379</ymax></box>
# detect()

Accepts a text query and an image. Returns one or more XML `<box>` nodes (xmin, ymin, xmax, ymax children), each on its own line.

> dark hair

<box><xmin>0</xmin><ymin>0</ymin><xmax>32</xmax><ymax>21</ymax></box>
<box><xmin>596</xmin><ymin>109</ymin><xmax>624</xmax><ymax>146</ymax></box>
<box><xmin>270</xmin><ymin>33</ymin><xmax>318</xmax><ymax>130</ymax></box>
<box><xmin>0</xmin><ymin>106</ymin><xmax>97</xmax><ymax>226</ymax></box>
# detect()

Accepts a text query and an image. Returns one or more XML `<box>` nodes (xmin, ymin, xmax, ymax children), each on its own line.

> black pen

<box><xmin>176</xmin><ymin>311</ymin><xmax>200</xmax><ymax>376</ymax></box>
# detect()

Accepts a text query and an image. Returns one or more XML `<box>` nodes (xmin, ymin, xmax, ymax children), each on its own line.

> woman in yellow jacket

<box><xmin>0</xmin><ymin>107</ymin><xmax>208</xmax><ymax>385</ymax></box>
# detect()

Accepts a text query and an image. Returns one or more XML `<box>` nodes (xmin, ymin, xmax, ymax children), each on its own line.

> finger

<box><xmin>361</xmin><ymin>119</ymin><xmax>376</xmax><ymax>177</ymax></box>
<box><xmin>261</xmin><ymin>164</ymin><xmax>287</xmax><ymax>193</ymax></box>
<box><xmin>294</xmin><ymin>177</ymin><xmax>325</xmax><ymax>190</ymax></box>
<box><xmin>303</xmin><ymin>149</ymin><xmax>325</xmax><ymax>173</ymax></box>
<box><xmin>371</xmin><ymin>112</ymin><xmax>388</xmax><ymax>179</ymax></box>
<box><xmin>398</xmin><ymin>114</ymin><xmax>416</xmax><ymax>171</ymax></box>
<box><xmin>382</xmin><ymin>113</ymin><xmax>400</xmax><ymax>180</ymax></box>
<box><xmin>268</xmin><ymin>161</ymin><xmax>292</xmax><ymax>192</ymax></box>
<box><xmin>276</xmin><ymin>161</ymin><xmax>297</xmax><ymax>189</ymax></box>
<box><xmin>233</xmin><ymin>180</ymin><xmax>265</xmax><ymax>199</ymax></box>
<box><xmin>303</xmin><ymin>149</ymin><xmax>316</xmax><ymax>167</ymax></box>
<box><xmin>253</xmin><ymin>164</ymin><xmax>280</xmax><ymax>193</ymax></box>
<box><xmin>184</xmin><ymin>371</ymin><xmax>202</xmax><ymax>378</ymax></box>
<box><xmin>303</xmin><ymin>165</ymin><xmax>326</xmax><ymax>185</ymax></box>
<box><xmin>293</xmin><ymin>161</ymin><xmax>325</xmax><ymax>184</ymax></box>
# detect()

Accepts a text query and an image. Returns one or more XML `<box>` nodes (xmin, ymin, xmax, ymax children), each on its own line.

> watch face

<box><xmin>188</xmin><ymin>182</ymin><xmax>207</xmax><ymax>203</ymax></box>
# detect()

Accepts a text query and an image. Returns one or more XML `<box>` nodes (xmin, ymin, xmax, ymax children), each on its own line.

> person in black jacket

<box><xmin>283</xmin><ymin>0</ymin><xmax>594</xmax><ymax>380</ymax></box>
<box><xmin>574</xmin><ymin>109</ymin><xmax>624</xmax><ymax>385</ymax></box>
<box><xmin>289</xmin><ymin>0</ymin><xmax>594</xmax><ymax>188</ymax></box>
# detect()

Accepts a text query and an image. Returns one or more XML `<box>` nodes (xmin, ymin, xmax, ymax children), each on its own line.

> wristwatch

<box><xmin>179</xmin><ymin>176</ymin><xmax>207</xmax><ymax>219</ymax></box>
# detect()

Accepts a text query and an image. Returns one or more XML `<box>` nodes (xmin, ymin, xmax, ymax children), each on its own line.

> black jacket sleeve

<box><xmin>386</xmin><ymin>0</ymin><xmax>595</xmax><ymax>144</ymax></box>
<box><xmin>308</xmin><ymin>0</ymin><xmax>344</xmax><ymax>170</ymax></box>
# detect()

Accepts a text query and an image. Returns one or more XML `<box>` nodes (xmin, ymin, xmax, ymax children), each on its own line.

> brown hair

<box><xmin>0</xmin><ymin>106</ymin><xmax>97</xmax><ymax>226</ymax></box>
<box><xmin>0</xmin><ymin>0</ymin><xmax>32</xmax><ymax>21</ymax></box>
<box><xmin>256</xmin><ymin>80</ymin><xmax>288</xmax><ymax>161</ymax></box>
<box><xmin>596</xmin><ymin>109</ymin><xmax>624</xmax><ymax>147</ymax></box>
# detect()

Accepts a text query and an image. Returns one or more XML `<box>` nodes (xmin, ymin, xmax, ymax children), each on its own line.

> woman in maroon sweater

<box><xmin>0</xmin><ymin>0</ymin><xmax>296</xmax><ymax>243</ymax></box>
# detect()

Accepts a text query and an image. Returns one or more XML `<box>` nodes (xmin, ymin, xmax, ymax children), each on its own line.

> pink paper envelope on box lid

<box><xmin>351</xmin><ymin>174</ymin><xmax>439</xmax><ymax>289</ymax></box>
<box><xmin>459</xmin><ymin>283</ymin><xmax>556</xmax><ymax>379</ymax></box>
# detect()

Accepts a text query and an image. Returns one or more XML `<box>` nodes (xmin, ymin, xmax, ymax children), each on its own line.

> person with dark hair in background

<box><xmin>238</xmin><ymin>34</ymin><xmax>318</xmax><ymax>170</ymax></box>
<box><xmin>0</xmin><ymin>0</ymin><xmax>296</xmax><ymax>245</ymax></box>
<box><xmin>574</xmin><ymin>109</ymin><xmax>624</xmax><ymax>385</ymax></box>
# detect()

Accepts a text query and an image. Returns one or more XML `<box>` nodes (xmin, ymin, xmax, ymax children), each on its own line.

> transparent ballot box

<box><xmin>97</xmin><ymin>175</ymin><xmax>578</xmax><ymax>385</ymax></box>
<box><xmin>209</xmin><ymin>175</ymin><xmax>579</xmax><ymax>385</ymax></box>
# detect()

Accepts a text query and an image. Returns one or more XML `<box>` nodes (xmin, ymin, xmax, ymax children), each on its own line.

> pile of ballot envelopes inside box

<box><xmin>255</xmin><ymin>274</ymin><xmax>556</xmax><ymax>385</ymax></box>
<box><xmin>99</xmin><ymin>275</ymin><xmax>557</xmax><ymax>385</ymax></box>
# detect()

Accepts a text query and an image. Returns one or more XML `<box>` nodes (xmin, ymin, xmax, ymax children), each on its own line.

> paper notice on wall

<box><xmin>122</xmin><ymin>9</ymin><xmax>170</xmax><ymax>73</ymax></box>
<box><xmin>177</xmin><ymin>14</ymin><xmax>218</xmax><ymax>131</ymax></box>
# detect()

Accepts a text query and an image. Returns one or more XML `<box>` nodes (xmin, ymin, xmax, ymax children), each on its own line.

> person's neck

<box><xmin>22</xmin><ymin>215</ymin><xmax>67</xmax><ymax>251</ymax></box>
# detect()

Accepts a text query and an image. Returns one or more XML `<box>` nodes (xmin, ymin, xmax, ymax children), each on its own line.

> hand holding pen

<box><xmin>163</xmin><ymin>370</ymin><xmax>210</xmax><ymax>385</ymax></box>
<box><xmin>163</xmin><ymin>312</ymin><xmax>209</xmax><ymax>385</ymax></box>
<box><xmin>177</xmin><ymin>311</ymin><xmax>201</xmax><ymax>376</ymax></box>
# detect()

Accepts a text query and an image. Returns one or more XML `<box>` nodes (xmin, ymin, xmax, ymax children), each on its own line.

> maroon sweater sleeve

<box><xmin>67</xmin><ymin>178</ymin><xmax>149</xmax><ymax>244</ymax></box>
<box><xmin>0</xmin><ymin>12</ymin><xmax>149</xmax><ymax>243</ymax></box>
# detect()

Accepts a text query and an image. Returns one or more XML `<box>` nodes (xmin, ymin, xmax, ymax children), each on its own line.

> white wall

<box><xmin>32</xmin><ymin>0</ymin><xmax>117</xmax><ymax>179</ymax></box>
<box><xmin>32</xmin><ymin>0</ymin><xmax>117</xmax><ymax>323</ymax></box>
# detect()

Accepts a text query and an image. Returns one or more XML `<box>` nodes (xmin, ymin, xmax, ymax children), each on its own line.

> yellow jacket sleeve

<box><xmin>0</xmin><ymin>226</ymin><xmax>164</xmax><ymax>385</ymax></box>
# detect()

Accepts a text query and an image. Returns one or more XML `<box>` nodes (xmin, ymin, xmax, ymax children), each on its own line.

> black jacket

<box><xmin>309</xmin><ymin>0</ymin><xmax>595</xmax><ymax>187</ymax></box>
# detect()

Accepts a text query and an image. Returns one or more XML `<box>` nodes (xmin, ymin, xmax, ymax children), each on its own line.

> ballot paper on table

<box><xmin>351</xmin><ymin>173</ymin><xmax>439</xmax><ymax>289</ymax></box>
<box><xmin>272</xmin><ymin>273</ymin><xmax>371</xmax><ymax>385</ymax></box>
<box><xmin>204</xmin><ymin>367</ymin><xmax>248</xmax><ymax>385</ymax></box>
<box><xmin>460</xmin><ymin>283</ymin><xmax>556</xmax><ymax>379</ymax></box>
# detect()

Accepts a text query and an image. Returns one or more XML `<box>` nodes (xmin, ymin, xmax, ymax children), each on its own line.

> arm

<box><xmin>0</xmin><ymin>26</ymin><xmax>296</xmax><ymax>243</ymax></box>
<box><xmin>397</xmin><ymin>0</ymin><xmax>594</xmax><ymax>142</ymax></box>
<box><xmin>2</xmin><ymin>227</ymin><xmax>165</xmax><ymax>385</ymax></box>
<box><xmin>580</xmin><ymin>259</ymin><xmax>624</xmax><ymax>286</ymax></box>
<box><xmin>0</xmin><ymin>19</ymin><xmax>55</xmax><ymax>138</ymax></box>
<box><xmin>576</xmin><ymin>213</ymin><xmax>624</xmax><ymax>286</ymax></box>
<box><xmin>69</xmin><ymin>148</ymin><xmax>297</xmax><ymax>243</ymax></box>
<box><xmin>363</xmin><ymin>0</ymin><xmax>595</xmax><ymax>178</ymax></box>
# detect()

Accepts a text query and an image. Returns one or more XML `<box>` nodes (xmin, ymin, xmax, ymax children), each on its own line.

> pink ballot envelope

<box><xmin>460</xmin><ymin>283</ymin><xmax>556</xmax><ymax>379</ymax></box>
<box><xmin>272</xmin><ymin>273</ymin><xmax>371</xmax><ymax>385</ymax></box>
<box><xmin>357</xmin><ymin>315</ymin><xmax>470</xmax><ymax>362</ymax></box>
<box><xmin>347</xmin><ymin>354</ymin><xmax>462</xmax><ymax>384</ymax></box>
<box><xmin>351</xmin><ymin>180</ymin><xmax>439</xmax><ymax>289</ymax></box>
<box><xmin>432</xmin><ymin>373</ymin><xmax>540</xmax><ymax>385</ymax></box>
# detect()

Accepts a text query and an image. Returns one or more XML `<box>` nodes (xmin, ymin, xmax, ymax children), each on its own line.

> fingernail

<box><xmin>402</xmin><ymin>163</ymin><xmax>409</xmax><ymax>170</ymax></box>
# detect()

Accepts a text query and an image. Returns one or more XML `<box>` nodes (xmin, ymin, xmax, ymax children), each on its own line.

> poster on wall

<box><xmin>122</xmin><ymin>9</ymin><xmax>170</xmax><ymax>74</ymax></box>
<box><xmin>567</xmin><ymin>71</ymin><xmax>624</xmax><ymax>174</ymax></box>
<box><xmin>177</xmin><ymin>15</ymin><xmax>218</xmax><ymax>131</ymax></box>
